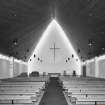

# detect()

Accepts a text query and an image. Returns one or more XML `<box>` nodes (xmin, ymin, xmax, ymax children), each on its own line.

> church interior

<box><xmin>0</xmin><ymin>0</ymin><xmax>105</xmax><ymax>105</ymax></box>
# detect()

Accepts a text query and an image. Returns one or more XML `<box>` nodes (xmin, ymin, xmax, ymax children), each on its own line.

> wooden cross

<box><xmin>50</xmin><ymin>43</ymin><xmax>60</xmax><ymax>63</ymax></box>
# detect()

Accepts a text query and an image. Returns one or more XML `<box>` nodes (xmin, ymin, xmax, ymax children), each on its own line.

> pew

<box><xmin>0</xmin><ymin>76</ymin><xmax>49</xmax><ymax>105</ymax></box>
<box><xmin>60</xmin><ymin>76</ymin><xmax>105</xmax><ymax>105</ymax></box>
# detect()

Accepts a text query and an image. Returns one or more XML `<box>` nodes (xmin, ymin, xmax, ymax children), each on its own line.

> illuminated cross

<box><xmin>50</xmin><ymin>43</ymin><xmax>60</xmax><ymax>63</ymax></box>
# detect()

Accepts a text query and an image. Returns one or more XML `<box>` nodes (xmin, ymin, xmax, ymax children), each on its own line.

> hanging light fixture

<box><xmin>34</xmin><ymin>54</ymin><xmax>36</xmax><ymax>58</ymax></box>
<box><xmin>13</xmin><ymin>38</ymin><xmax>18</xmax><ymax>46</ymax></box>
<box><xmin>27</xmin><ymin>49</ymin><xmax>29</xmax><ymax>52</ymax></box>
<box><xmin>77</xmin><ymin>49</ymin><xmax>80</xmax><ymax>54</ymax></box>
<box><xmin>38</xmin><ymin>57</ymin><xmax>40</xmax><ymax>61</ymax></box>
<box><xmin>15</xmin><ymin>52</ymin><xmax>18</xmax><ymax>55</ymax></box>
<box><xmin>24</xmin><ymin>56</ymin><xmax>26</xmax><ymax>59</ymax></box>
<box><xmin>88</xmin><ymin>39</ymin><xmax>95</xmax><ymax>47</ymax></box>
<box><xmin>68</xmin><ymin>57</ymin><xmax>70</xmax><ymax>60</ymax></box>
<box><xmin>72</xmin><ymin>54</ymin><xmax>74</xmax><ymax>58</ymax></box>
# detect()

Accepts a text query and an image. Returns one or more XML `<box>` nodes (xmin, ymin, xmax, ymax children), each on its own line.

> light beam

<box><xmin>28</xmin><ymin>19</ymin><xmax>81</xmax><ymax>74</ymax></box>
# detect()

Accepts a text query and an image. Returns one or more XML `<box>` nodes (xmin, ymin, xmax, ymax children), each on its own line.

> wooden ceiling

<box><xmin>0</xmin><ymin>0</ymin><xmax>105</xmax><ymax>61</ymax></box>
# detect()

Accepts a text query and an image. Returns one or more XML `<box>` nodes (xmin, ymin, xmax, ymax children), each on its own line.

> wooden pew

<box><xmin>0</xmin><ymin>95</ymin><xmax>37</xmax><ymax>104</ymax></box>
<box><xmin>0</xmin><ymin>77</ymin><xmax>49</xmax><ymax>105</ymax></box>
<box><xmin>61</xmin><ymin>76</ymin><xmax>105</xmax><ymax>105</ymax></box>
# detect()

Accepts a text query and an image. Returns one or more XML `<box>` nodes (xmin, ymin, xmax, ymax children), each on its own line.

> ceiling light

<box><xmin>13</xmin><ymin>39</ymin><xmax>18</xmax><ymax>46</ymax></box>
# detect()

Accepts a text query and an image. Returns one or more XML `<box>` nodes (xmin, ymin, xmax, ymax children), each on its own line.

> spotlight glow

<box><xmin>28</xmin><ymin>19</ymin><xmax>81</xmax><ymax>74</ymax></box>
<box><xmin>52</xmin><ymin>20</ymin><xmax>80</xmax><ymax>61</ymax></box>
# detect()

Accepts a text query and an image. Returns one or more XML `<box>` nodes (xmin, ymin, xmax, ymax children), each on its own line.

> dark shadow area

<box><xmin>39</xmin><ymin>77</ymin><xmax>68</xmax><ymax>105</ymax></box>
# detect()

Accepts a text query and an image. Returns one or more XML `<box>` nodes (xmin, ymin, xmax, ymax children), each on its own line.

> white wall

<box><xmin>98</xmin><ymin>58</ymin><xmax>105</xmax><ymax>78</ymax></box>
<box><xmin>82</xmin><ymin>55</ymin><xmax>105</xmax><ymax>78</ymax></box>
<box><xmin>28</xmin><ymin>19</ymin><xmax>81</xmax><ymax>75</ymax></box>
<box><xmin>0</xmin><ymin>59</ymin><xmax>11</xmax><ymax>79</ymax></box>
<box><xmin>84</xmin><ymin>59</ymin><xmax>95</xmax><ymax>77</ymax></box>
<box><xmin>90</xmin><ymin>61</ymin><xmax>95</xmax><ymax>76</ymax></box>
<box><xmin>13</xmin><ymin>60</ymin><xmax>28</xmax><ymax>77</ymax></box>
<box><xmin>0</xmin><ymin>54</ymin><xmax>28</xmax><ymax>79</ymax></box>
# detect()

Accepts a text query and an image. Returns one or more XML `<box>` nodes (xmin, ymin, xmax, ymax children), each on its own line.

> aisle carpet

<box><xmin>39</xmin><ymin>77</ymin><xmax>68</xmax><ymax>105</ymax></box>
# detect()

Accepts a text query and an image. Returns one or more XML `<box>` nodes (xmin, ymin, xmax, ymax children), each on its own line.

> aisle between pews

<box><xmin>39</xmin><ymin>77</ymin><xmax>68</xmax><ymax>105</ymax></box>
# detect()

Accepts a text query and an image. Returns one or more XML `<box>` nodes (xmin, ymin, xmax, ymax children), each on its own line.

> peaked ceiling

<box><xmin>0</xmin><ymin>0</ymin><xmax>105</xmax><ymax>61</ymax></box>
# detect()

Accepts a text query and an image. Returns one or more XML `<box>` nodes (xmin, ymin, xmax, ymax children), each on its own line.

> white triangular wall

<box><xmin>28</xmin><ymin>19</ymin><xmax>81</xmax><ymax>75</ymax></box>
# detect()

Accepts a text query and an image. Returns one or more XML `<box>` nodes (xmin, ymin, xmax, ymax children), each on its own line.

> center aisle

<box><xmin>39</xmin><ymin>77</ymin><xmax>68</xmax><ymax>105</ymax></box>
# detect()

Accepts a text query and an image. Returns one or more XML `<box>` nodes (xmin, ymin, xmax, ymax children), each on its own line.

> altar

<box><xmin>48</xmin><ymin>73</ymin><xmax>61</xmax><ymax>77</ymax></box>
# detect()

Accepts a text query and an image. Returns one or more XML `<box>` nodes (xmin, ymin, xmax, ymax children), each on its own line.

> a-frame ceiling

<box><xmin>0</xmin><ymin>0</ymin><xmax>105</xmax><ymax>61</ymax></box>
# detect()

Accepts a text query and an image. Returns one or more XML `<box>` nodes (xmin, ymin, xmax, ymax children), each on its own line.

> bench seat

<box><xmin>0</xmin><ymin>95</ymin><xmax>37</xmax><ymax>104</ymax></box>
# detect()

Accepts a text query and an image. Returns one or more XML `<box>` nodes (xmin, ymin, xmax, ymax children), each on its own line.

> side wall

<box><xmin>0</xmin><ymin>59</ymin><xmax>10</xmax><ymax>78</ymax></box>
<box><xmin>98</xmin><ymin>59</ymin><xmax>105</xmax><ymax>78</ymax></box>
<box><xmin>86</xmin><ymin>61</ymin><xmax>95</xmax><ymax>77</ymax></box>
<box><xmin>0</xmin><ymin>54</ymin><xmax>28</xmax><ymax>79</ymax></box>
<box><xmin>82</xmin><ymin>55</ymin><xmax>105</xmax><ymax>78</ymax></box>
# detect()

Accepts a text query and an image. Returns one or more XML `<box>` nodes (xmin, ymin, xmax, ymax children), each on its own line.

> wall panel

<box><xmin>98</xmin><ymin>59</ymin><xmax>105</xmax><ymax>78</ymax></box>
<box><xmin>0</xmin><ymin>55</ymin><xmax>28</xmax><ymax>79</ymax></box>
<box><xmin>86</xmin><ymin>61</ymin><xmax>95</xmax><ymax>77</ymax></box>
<box><xmin>0</xmin><ymin>59</ymin><xmax>11</xmax><ymax>79</ymax></box>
